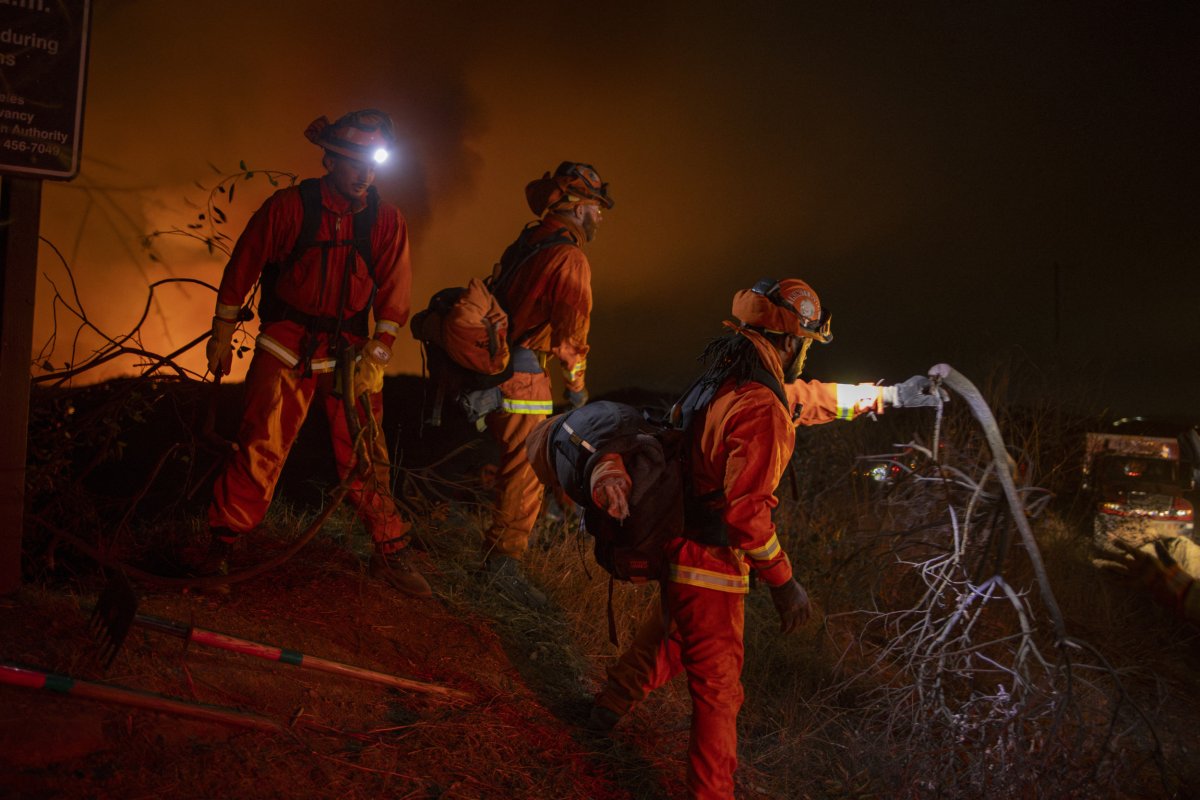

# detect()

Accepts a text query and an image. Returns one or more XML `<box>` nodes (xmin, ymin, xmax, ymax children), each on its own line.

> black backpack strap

<box><xmin>669</xmin><ymin>369</ymin><xmax>786</xmax><ymax>549</ymax></box>
<box><xmin>352</xmin><ymin>185</ymin><xmax>379</xmax><ymax>278</ymax></box>
<box><xmin>291</xmin><ymin>178</ymin><xmax>325</xmax><ymax>266</ymax></box>
<box><xmin>344</xmin><ymin>186</ymin><xmax>380</xmax><ymax>337</ymax></box>
<box><xmin>487</xmin><ymin>223</ymin><xmax>579</xmax><ymax>314</ymax></box>
<box><xmin>747</xmin><ymin>365</ymin><xmax>789</xmax><ymax>411</ymax></box>
<box><xmin>261</xmin><ymin>178</ymin><xmax>381</xmax><ymax>362</ymax></box>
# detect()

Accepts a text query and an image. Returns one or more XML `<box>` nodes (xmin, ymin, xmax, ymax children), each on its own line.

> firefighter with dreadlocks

<box><xmin>478</xmin><ymin>162</ymin><xmax>613</xmax><ymax>605</ymax></box>
<box><xmin>199</xmin><ymin>108</ymin><xmax>431</xmax><ymax>598</ymax></box>
<box><xmin>586</xmin><ymin>278</ymin><xmax>942</xmax><ymax>799</ymax></box>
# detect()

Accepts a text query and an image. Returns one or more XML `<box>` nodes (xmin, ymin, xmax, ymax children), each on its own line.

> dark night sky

<box><xmin>34</xmin><ymin>1</ymin><xmax>1200</xmax><ymax>420</ymax></box>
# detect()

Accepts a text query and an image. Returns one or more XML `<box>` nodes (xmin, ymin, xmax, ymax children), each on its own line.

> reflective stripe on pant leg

<box><xmin>595</xmin><ymin>586</ymin><xmax>683</xmax><ymax>716</ymax></box>
<box><xmin>669</xmin><ymin>579</ymin><xmax>745</xmax><ymax>800</ymax></box>
<box><xmin>208</xmin><ymin>353</ymin><xmax>316</xmax><ymax>533</ymax></box>
<box><xmin>483</xmin><ymin>410</ymin><xmax>547</xmax><ymax>558</ymax></box>
<box><xmin>322</xmin><ymin>381</ymin><xmax>410</xmax><ymax>551</ymax></box>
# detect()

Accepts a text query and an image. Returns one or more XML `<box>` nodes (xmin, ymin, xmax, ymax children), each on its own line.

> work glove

<box><xmin>594</xmin><ymin>478</ymin><xmax>631</xmax><ymax>520</ymax></box>
<box><xmin>565</xmin><ymin>386</ymin><xmax>589</xmax><ymax>409</ymax></box>
<box><xmin>205</xmin><ymin>316</ymin><xmax>237</xmax><ymax>376</ymax></box>
<box><xmin>882</xmin><ymin>375</ymin><xmax>948</xmax><ymax>408</ymax></box>
<box><xmin>769</xmin><ymin>578</ymin><xmax>811</xmax><ymax>634</ymax></box>
<box><xmin>590</xmin><ymin>454</ymin><xmax>632</xmax><ymax>520</ymax></box>
<box><xmin>352</xmin><ymin>338</ymin><xmax>391</xmax><ymax>398</ymax></box>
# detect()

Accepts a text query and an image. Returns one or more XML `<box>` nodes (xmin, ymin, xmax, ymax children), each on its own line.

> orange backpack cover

<box><xmin>411</xmin><ymin>278</ymin><xmax>509</xmax><ymax>375</ymax></box>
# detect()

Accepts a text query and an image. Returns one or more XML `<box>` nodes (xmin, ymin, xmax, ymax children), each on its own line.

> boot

<box><xmin>185</xmin><ymin>532</ymin><xmax>234</xmax><ymax>596</ymax></box>
<box><xmin>190</xmin><ymin>534</ymin><xmax>232</xmax><ymax>578</ymax></box>
<box><xmin>479</xmin><ymin>555</ymin><xmax>548</xmax><ymax>608</ymax></box>
<box><xmin>369</xmin><ymin>549</ymin><xmax>433</xmax><ymax>598</ymax></box>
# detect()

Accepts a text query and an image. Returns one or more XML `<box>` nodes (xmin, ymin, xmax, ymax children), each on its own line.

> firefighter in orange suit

<box><xmin>479</xmin><ymin>162</ymin><xmax>613</xmax><ymax>604</ymax></box>
<box><xmin>201</xmin><ymin>109</ymin><xmax>431</xmax><ymax>598</ymax></box>
<box><xmin>588</xmin><ymin>278</ymin><xmax>943</xmax><ymax>799</ymax></box>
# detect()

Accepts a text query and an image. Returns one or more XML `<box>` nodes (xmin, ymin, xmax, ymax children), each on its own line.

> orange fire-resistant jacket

<box><xmin>495</xmin><ymin>215</ymin><xmax>591</xmax><ymax>414</ymax></box>
<box><xmin>668</xmin><ymin>329</ymin><xmax>882</xmax><ymax>594</ymax></box>
<box><xmin>213</xmin><ymin>176</ymin><xmax>411</xmax><ymax>370</ymax></box>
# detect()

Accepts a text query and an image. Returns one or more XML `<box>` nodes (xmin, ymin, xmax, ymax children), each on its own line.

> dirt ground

<box><xmin>0</xmin><ymin>531</ymin><xmax>686</xmax><ymax>800</ymax></box>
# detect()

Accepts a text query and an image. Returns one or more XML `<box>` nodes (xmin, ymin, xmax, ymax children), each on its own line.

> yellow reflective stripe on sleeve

<box><xmin>667</xmin><ymin>564</ymin><xmax>750</xmax><ymax>593</ymax></box>
<box><xmin>501</xmin><ymin>398</ymin><xmax>554</xmax><ymax>414</ymax></box>
<box><xmin>743</xmin><ymin>533</ymin><xmax>782</xmax><ymax>562</ymax></box>
<box><xmin>215</xmin><ymin>302</ymin><xmax>242</xmax><ymax>321</ymax></box>
<box><xmin>834</xmin><ymin>384</ymin><xmax>867</xmax><ymax>420</ymax></box>
<box><xmin>374</xmin><ymin>319</ymin><xmax>401</xmax><ymax>338</ymax></box>
<box><xmin>564</xmin><ymin>357</ymin><xmax>587</xmax><ymax>381</ymax></box>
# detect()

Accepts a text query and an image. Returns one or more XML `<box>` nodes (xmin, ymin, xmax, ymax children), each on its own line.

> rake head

<box><xmin>87</xmin><ymin>569</ymin><xmax>141</xmax><ymax>671</ymax></box>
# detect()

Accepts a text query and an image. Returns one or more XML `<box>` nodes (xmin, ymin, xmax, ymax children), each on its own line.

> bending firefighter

<box><xmin>200</xmin><ymin>108</ymin><xmax>431</xmax><ymax>597</ymax></box>
<box><xmin>586</xmin><ymin>278</ymin><xmax>943</xmax><ymax>799</ymax></box>
<box><xmin>479</xmin><ymin>162</ymin><xmax>613</xmax><ymax>603</ymax></box>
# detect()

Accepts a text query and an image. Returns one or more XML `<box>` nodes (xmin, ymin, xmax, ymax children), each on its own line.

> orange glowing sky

<box><xmin>33</xmin><ymin>1</ymin><xmax>1200</xmax><ymax>418</ymax></box>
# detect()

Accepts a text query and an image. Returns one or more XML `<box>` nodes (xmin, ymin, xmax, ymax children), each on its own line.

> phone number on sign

<box><xmin>3</xmin><ymin>140</ymin><xmax>62</xmax><ymax>156</ymax></box>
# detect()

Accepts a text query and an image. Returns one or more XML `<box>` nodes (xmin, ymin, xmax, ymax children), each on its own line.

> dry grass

<box><xmin>506</xmin><ymin>365</ymin><xmax>1200</xmax><ymax>799</ymax></box>
<box><xmin>13</xmin><ymin>361</ymin><xmax>1200</xmax><ymax>798</ymax></box>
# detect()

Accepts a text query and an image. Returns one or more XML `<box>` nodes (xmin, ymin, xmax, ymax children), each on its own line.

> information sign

<box><xmin>0</xmin><ymin>0</ymin><xmax>91</xmax><ymax>179</ymax></box>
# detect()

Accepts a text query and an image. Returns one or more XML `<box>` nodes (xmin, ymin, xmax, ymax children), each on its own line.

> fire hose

<box><xmin>928</xmin><ymin>363</ymin><xmax>1067</xmax><ymax>643</ymax></box>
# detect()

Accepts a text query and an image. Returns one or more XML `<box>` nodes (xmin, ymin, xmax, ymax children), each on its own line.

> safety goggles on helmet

<box><xmin>554</xmin><ymin>161</ymin><xmax>614</xmax><ymax>209</ymax></box>
<box><xmin>750</xmin><ymin>278</ymin><xmax>833</xmax><ymax>343</ymax></box>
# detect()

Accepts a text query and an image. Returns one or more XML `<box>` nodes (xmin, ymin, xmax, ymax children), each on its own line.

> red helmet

<box><xmin>525</xmin><ymin>161</ymin><xmax>614</xmax><ymax>215</ymax></box>
<box><xmin>731</xmin><ymin>278</ymin><xmax>833</xmax><ymax>343</ymax></box>
<box><xmin>305</xmin><ymin>109</ymin><xmax>396</xmax><ymax>164</ymax></box>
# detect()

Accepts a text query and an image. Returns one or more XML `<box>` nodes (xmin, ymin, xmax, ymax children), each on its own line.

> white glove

<box><xmin>882</xmin><ymin>375</ymin><xmax>948</xmax><ymax>408</ymax></box>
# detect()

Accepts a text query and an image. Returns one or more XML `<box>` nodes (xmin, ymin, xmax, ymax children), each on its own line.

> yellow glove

<box><xmin>352</xmin><ymin>338</ymin><xmax>391</xmax><ymax>397</ymax></box>
<box><xmin>206</xmin><ymin>316</ymin><xmax>237</xmax><ymax>376</ymax></box>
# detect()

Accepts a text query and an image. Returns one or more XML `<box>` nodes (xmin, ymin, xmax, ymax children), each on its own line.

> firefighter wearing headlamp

<box><xmin>200</xmin><ymin>108</ymin><xmax>431</xmax><ymax>598</ymax></box>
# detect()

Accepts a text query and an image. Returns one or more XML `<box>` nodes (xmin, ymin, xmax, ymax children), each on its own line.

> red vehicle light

<box><xmin>1099</xmin><ymin>495</ymin><xmax>1193</xmax><ymax>520</ymax></box>
<box><xmin>1171</xmin><ymin>496</ymin><xmax>1194</xmax><ymax>521</ymax></box>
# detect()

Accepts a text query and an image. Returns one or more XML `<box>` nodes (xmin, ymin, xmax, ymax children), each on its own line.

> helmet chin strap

<box><xmin>783</xmin><ymin>337</ymin><xmax>811</xmax><ymax>384</ymax></box>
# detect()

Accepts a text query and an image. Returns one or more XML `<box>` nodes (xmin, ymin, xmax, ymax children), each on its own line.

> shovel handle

<box><xmin>134</xmin><ymin>615</ymin><xmax>471</xmax><ymax>701</ymax></box>
<box><xmin>0</xmin><ymin>663</ymin><xmax>282</xmax><ymax>733</ymax></box>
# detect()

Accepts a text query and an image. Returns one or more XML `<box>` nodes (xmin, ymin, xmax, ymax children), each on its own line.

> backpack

<box><xmin>256</xmin><ymin>178</ymin><xmax>379</xmax><ymax>340</ymax></box>
<box><xmin>538</xmin><ymin>369</ymin><xmax>788</xmax><ymax>584</ymax></box>
<box><xmin>411</xmin><ymin>222</ymin><xmax>578</xmax><ymax>427</ymax></box>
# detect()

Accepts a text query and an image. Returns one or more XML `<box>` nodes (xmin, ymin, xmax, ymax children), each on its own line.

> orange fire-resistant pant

<box><xmin>595</xmin><ymin>580</ymin><xmax>746</xmax><ymax>800</ymax></box>
<box><xmin>482</xmin><ymin>408</ymin><xmax>548</xmax><ymax>559</ymax></box>
<box><xmin>207</xmin><ymin>352</ymin><xmax>411</xmax><ymax>554</ymax></box>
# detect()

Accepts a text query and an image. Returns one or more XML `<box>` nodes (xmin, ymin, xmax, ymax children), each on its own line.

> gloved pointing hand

<box><xmin>882</xmin><ymin>375</ymin><xmax>949</xmax><ymax>408</ymax></box>
<box><xmin>206</xmin><ymin>316</ymin><xmax>237</xmax><ymax>376</ymax></box>
<box><xmin>769</xmin><ymin>578</ymin><xmax>811</xmax><ymax>634</ymax></box>
<box><xmin>353</xmin><ymin>338</ymin><xmax>391</xmax><ymax>398</ymax></box>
